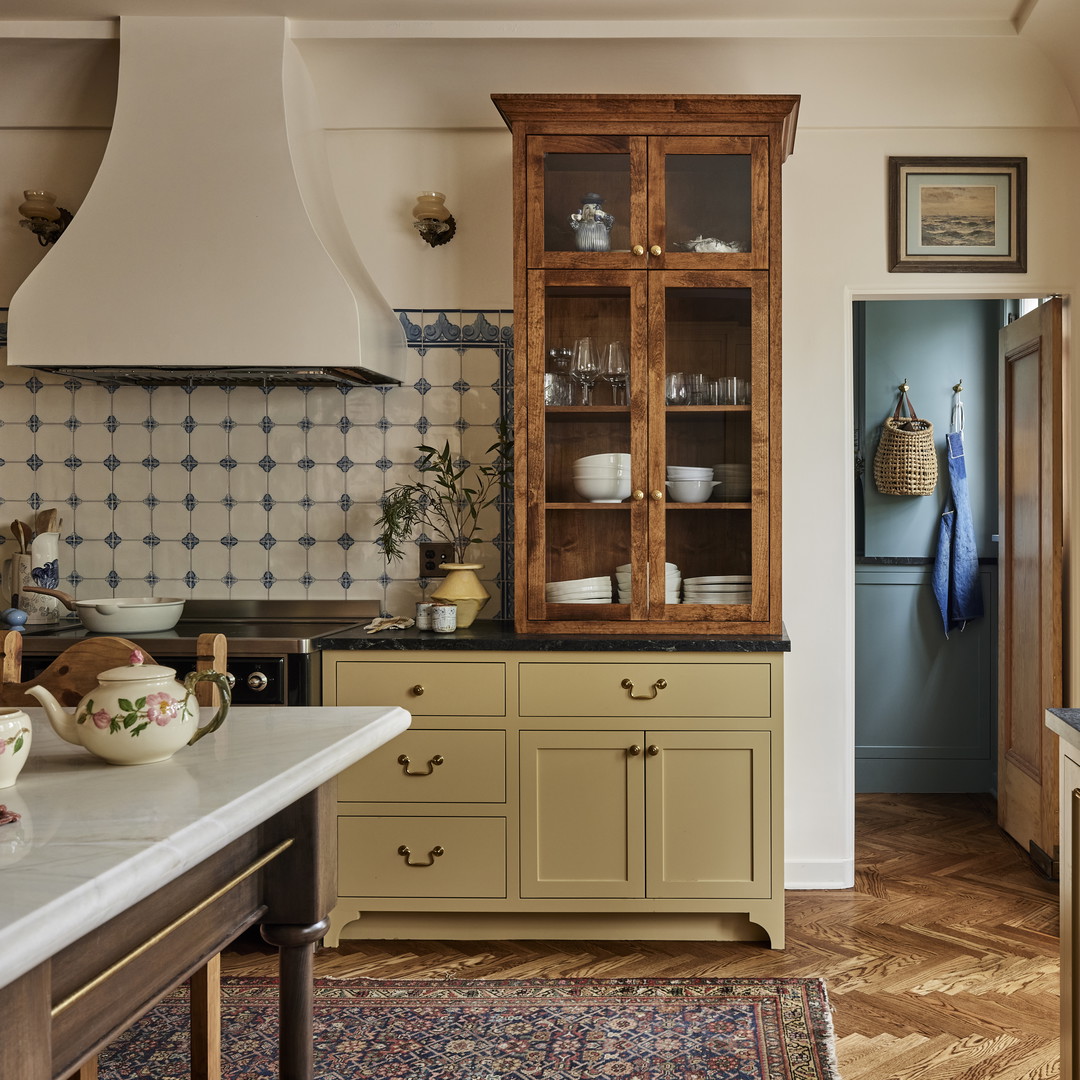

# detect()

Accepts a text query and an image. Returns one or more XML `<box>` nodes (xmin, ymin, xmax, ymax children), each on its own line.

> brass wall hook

<box><xmin>953</xmin><ymin>379</ymin><xmax>964</xmax><ymax>393</ymax></box>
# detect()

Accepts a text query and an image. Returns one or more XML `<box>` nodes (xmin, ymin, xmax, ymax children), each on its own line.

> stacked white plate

<box><xmin>681</xmin><ymin>574</ymin><xmax>751</xmax><ymax>605</ymax></box>
<box><xmin>545</xmin><ymin>575</ymin><xmax>613</xmax><ymax>604</ymax></box>
<box><xmin>713</xmin><ymin>463</ymin><xmax>750</xmax><ymax>501</ymax></box>
<box><xmin>614</xmin><ymin>562</ymin><xmax>681</xmax><ymax>604</ymax></box>
<box><xmin>573</xmin><ymin>452</ymin><xmax>632</xmax><ymax>503</ymax></box>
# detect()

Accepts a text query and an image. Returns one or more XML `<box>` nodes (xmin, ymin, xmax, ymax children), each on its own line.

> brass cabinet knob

<box><xmin>411</xmin><ymin>684</ymin><xmax>425</xmax><ymax>696</ymax></box>
<box><xmin>647</xmin><ymin>744</ymin><xmax>661</xmax><ymax>756</ymax></box>
<box><xmin>631</xmin><ymin>244</ymin><xmax>645</xmax><ymax>256</ymax></box>
<box><xmin>649</xmin><ymin>245</ymin><xmax>662</xmax><ymax>257</ymax></box>
<box><xmin>650</xmin><ymin>490</ymin><xmax>664</xmax><ymax>501</ymax></box>
<box><xmin>631</xmin><ymin>490</ymin><xmax>645</xmax><ymax>501</ymax></box>
<box><xmin>628</xmin><ymin>744</ymin><xmax>642</xmax><ymax>756</ymax></box>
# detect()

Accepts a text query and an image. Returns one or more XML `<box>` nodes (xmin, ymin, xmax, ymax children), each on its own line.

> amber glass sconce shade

<box><xmin>412</xmin><ymin>191</ymin><xmax>456</xmax><ymax>247</ymax></box>
<box><xmin>18</xmin><ymin>190</ymin><xmax>72</xmax><ymax>246</ymax></box>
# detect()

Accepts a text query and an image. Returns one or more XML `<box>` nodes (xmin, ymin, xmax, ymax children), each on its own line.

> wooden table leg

<box><xmin>190</xmin><ymin>954</ymin><xmax>221</xmax><ymax>1080</ymax></box>
<box><xmin>260</xmin><ymin>918</ymin><xmax>329</xmax><ymax>1080</ymax></box>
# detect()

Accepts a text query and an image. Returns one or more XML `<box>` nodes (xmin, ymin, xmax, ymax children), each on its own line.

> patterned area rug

<box><xmin>98</xmin><ymin>975</ymin><xmax>840</xmax><ymax>1080</ymax></box>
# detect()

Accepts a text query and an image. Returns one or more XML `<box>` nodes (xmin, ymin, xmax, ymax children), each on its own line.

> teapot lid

<box><xmin>97</xmin><ymin>648</ymin><xmax>176</xmax><ymax>682</ymax></box>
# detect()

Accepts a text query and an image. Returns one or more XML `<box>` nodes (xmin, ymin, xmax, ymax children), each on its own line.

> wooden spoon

<box><xmin>10</xmin><ymin>521</ymin><xmax>31</xmax><ymax>554</ymax></box>
<box><xmin>34</xmin><ymin>509</ymin><xmax>58</xmax><ymax>535</ymax></box>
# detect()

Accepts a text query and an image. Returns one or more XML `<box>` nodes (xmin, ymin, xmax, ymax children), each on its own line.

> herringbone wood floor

<box><xmin>225</xmin><ymin>793</ymin><xmax>1062</xmax><ymax>1079</ymax></box>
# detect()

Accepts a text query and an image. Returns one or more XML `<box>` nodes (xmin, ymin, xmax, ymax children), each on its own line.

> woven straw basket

<box><xmin>873</xmin><ymin>392</ymin><xmax>938</xmax><ymax>497</ymax></box>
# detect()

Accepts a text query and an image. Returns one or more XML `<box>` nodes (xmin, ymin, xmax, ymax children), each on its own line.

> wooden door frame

<box><xmin>848</xmin><ymin>289</ymin><xmax>1069</xmax><ymax>856</ymax></box>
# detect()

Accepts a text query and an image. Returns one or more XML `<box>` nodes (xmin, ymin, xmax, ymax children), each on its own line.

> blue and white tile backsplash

<box><xmin>0</xmin><ymin>309</ymin><xmax>514</xmax><ymax>620</ymax></box>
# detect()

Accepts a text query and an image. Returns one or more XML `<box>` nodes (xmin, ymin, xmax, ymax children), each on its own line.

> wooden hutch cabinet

<box><xmin>319</xmin><ymin>95</ymin><xmax>797</xmax><ymax>954</ymax></box>
<box><xmin>492</xmin><ymin>94</ymin><xmax>799</xmax><ymax>635</ymax></box>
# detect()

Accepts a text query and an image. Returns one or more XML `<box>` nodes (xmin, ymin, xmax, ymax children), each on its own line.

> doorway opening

<box><xmin>852</xmin><ymin>293</ymin><xmax>1067</xmax><ymax>880</ymax></box>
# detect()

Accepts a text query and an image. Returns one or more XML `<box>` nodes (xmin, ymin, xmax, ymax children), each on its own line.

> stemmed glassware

<box><xmin>600</xmin><ymin>341</ymin><xmax>630</xmax><ymax>405</ymax></box>
<box><xmin>570</xmin><ymin>337</ymin><xmax>601</xmax><ymax>406</ymax></box>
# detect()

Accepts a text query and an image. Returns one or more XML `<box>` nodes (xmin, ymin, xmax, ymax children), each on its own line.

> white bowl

<box><xmin>547</xmin><ymin>596</ymin><xmax>611</xmax><ymax>604</ymax></box>
<box><xmin>572</xmin><ymin>466</ymin><xmax>628</xmax><ymax>477</ymax></box>
<box><xmin>574</xmin><ymin>474</ymin><xmax>631</xmax><ymax>502</ymax></box>
<box><xmin>667</xmin><ymin>466</ymin><xmax>714</xmax><ymax>477</ymax></box>
<box><xmin>666</xmin><ymin>479</ymin><xmax>719</xmax><ymax>503</ymax></box>
<box><xmin>575</xmin><ymin>453</ymin><xmax>631</xmax><ymax>467</ymax></box>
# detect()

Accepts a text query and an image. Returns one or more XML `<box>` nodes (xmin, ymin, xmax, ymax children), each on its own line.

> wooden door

<box><xmin>998</xmin><ymin>297</ymin><xmax>1064</xmax><ymax>872</ymax></box>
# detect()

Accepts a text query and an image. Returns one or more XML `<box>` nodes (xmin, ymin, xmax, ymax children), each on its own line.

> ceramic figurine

<box><xmin>569</xmin><ymin>193</ymin><xmax>614</xmax><ymax>252</ymax></box>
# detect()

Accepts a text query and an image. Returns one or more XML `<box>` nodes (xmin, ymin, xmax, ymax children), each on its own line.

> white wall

<box><xmin>3</xmin><ymin>25</ymin><xmax>1079</xmax><ymax>890</ymax></box>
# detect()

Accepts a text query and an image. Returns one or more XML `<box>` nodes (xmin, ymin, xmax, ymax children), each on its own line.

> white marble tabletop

<box><xmin>0</xmin><ymin>704</ymin><xmax>410</xmax><ymax>991</ymax></box>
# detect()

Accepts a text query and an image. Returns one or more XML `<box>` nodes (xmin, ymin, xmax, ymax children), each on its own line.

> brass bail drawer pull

<box><xmin>621</xmin><ymin>677</ymin><xmax>668</xmax><ymax>700</ymax></box>
<box><xmin>398</xmin><ymin>753</ymin><xmax>445</xmax><ymax>776</ymax></box>
<box><xmin>398</xmin><ymin>844</ymin><xmax>444</xmax><ymax>867</ymax></box>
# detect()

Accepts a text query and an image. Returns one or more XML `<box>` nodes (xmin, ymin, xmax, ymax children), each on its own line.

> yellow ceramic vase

<box><xmin>430</xmin><ymin>563</ymin><xmax>490</xmax><ymax>628</ymax></box>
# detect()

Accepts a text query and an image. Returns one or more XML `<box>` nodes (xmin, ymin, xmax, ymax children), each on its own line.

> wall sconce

<box><xmin>412</xmin><ymin>191</ymin><xmax>455</xmax><ymax>247</ymax></box>
<box><xmin>18</xmin><ymin>190</ymin><xmax>73</xmax><ymax>246</ymax></box>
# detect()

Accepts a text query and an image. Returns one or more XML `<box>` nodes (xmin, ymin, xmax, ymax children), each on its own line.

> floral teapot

<box><xmin>26</xmin><ymin>649</ymin><xmax>232</xmax><ymax>766</ymax></box>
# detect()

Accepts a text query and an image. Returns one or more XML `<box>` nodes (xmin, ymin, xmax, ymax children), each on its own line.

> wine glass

<box><xmin>601</xmin><ymin>341</ymin><xmax>630</xmax><ymax>405</ymax></box>
<box><xmin>570</xmin><ymin>337</ymin><xmax>601</xmax><ymax>406</ymax></box>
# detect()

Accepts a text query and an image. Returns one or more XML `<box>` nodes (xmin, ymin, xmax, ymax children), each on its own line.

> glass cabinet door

<box><xmin>648</xmin><ymin>137</ymin><xmax>769</xmax><ymax>270</ymax></box>
<box><xmin>646</xmin><ymin>271</ymin><xmax>771</xmax><ymax>622</ymax></box>
<box><xmin>527</xmin><ymin>273</ymin><xmax>647</xmax><ymax>621</ymax></box>
<box><xmin>527</xmin><ymin>136</ymin><xmax>647</xmax><ymax>269</ymax></box>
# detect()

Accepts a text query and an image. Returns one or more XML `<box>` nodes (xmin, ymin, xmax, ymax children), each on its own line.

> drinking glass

<box><xmin>570</xmin><ymin>337</ymin><xmax>601</xmax><ymax>406</ymax></box>
<box><xmin>665</xmin><ymin>372</ymin><xmax>688</xmax><ymax>406</ymax></box>
<box><xmin>688</xmin><ymin>372</ymin><xmax>711</xmax><ymax>405</ymax></box>
<box><xmin>600</xmin><ymin>341</ymin><xmax>630</xmax><ymax>405</ymax></box>
<box><xmin>547</xmin><ymin>346</ymin><xmax>572</xmax><ymax>373</ymax></box>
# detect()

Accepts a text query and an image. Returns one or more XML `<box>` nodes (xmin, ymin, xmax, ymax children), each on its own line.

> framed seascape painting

<box><xmin>888</xmin><ymin>156</ymin><xmax>1027</xmax><ymax>273</ymax></box>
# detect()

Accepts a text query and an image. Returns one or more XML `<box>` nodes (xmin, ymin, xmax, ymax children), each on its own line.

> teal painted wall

<box><xmin>854</xmin><ymin>299</ymin><xmax>1001</xmax><ymax>794</ymax></box>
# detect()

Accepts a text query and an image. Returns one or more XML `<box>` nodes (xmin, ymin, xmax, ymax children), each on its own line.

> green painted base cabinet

<box><xmin>323</xmin><ymin>648</ymin><xmax>785</xmax><ymax>948</ymax></box>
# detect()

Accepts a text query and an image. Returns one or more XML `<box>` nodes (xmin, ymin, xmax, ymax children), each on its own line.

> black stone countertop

<box><xmin>317</xmin><ymin>621</ymin><xmax>790</xmax><ymax>653</ymax></box>
<box><xmin>1047</xmin><ymin>707</ymin><xmax>1080</xmax><ymax>751</ymax></box>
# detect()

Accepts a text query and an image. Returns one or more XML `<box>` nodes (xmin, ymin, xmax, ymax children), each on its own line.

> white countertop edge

<box><xmin>0</xmin><ymin>705</ymin><xmax>410</xmax><ymax>990</ymax></box>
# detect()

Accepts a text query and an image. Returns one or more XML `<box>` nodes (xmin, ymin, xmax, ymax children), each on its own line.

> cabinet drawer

<box><xmin>519</xmin><ymin>662</ymin><xmax>771</xmax><ymax>717</ymax></box>
<box><xmin>334</xmin><ymin>661</ymin><xmax>506</xmax><ymax>716</ymax></box>
<box><xmin>338</xmin><ymin>729</ymin><xmax>505</xmax><ymax>804</ymax></box>
<box><xmin>338</xmin><ymin>816</ymin><xmax>506</xmax><ymax>898</ymax></box>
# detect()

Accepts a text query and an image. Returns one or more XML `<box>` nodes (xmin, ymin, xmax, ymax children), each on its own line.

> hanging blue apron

<box><xmin>931</xmin><ymin>430</ymin><xmax>984</xmax><ymax>636</ymax></box>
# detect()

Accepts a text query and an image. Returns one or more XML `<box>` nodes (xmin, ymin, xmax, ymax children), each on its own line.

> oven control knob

<box><xmin>246</xmin><ymin>671</ymin><xmax>269</xmax><ymax>692</ymax></box>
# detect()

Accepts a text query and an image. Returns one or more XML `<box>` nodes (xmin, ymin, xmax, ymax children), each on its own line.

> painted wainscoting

<box><xmin>0</xmin><ymin>308</ymin><xmax>513</xmax><ymax>619</ymax></box>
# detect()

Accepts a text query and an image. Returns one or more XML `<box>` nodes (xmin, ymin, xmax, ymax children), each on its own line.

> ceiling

<box><xmin>0</xmin><ymin>0</ymin><xmax>1033</xmax><ymax>34</ymax></box>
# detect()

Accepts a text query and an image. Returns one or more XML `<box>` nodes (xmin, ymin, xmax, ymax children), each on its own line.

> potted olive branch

<box><xmin>375</xmin><ymin>424</ymin><xmax>512</xmax><ymax>626</ymax></box>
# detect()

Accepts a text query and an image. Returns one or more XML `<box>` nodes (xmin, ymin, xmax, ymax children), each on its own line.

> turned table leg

<box><xmin>260</xmin><ymin>918</ymin><xmax>329</xmax><ymax>1080</ymax></box>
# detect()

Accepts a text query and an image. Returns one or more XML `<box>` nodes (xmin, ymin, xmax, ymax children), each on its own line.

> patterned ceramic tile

<box><xmin>0</xmin><ymin>308</ymin><xmax>513</xmax><ymax>617</ymax></box>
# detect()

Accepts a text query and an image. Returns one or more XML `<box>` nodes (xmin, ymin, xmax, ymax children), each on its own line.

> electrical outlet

<box><xmin>421</xmin><ymin>543</ymin><xmax>456</xmax><ymax>577</ymax></box>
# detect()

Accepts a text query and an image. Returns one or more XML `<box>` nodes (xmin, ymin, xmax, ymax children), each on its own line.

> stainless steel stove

<box><xmin>17</xmin><ymin>599</ymin><xmax>381</xmax><ymax>705</ymax></box>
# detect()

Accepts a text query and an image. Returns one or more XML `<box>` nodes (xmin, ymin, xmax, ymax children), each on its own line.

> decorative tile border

<box><xmin>0</xmin><ymin>308</ymin><xmax>514</xmax><ymax>619</ymax></box>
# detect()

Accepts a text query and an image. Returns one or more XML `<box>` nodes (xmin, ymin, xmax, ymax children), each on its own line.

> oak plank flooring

<box><xmin>224</xmin><ymin>793</ymin><xmax>1061</xmax><ymax>1079</ymax></box>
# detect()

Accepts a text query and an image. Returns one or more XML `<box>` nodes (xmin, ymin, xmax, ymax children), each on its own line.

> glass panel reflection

<box><xmin>665</xmin><ymin>154</ymin><xmax>752</xmax><ymax>255</ymax></box>
<box><xmin>543</xmin><ymin>153</ymin><xmax>631</xmax><ymax>253</ymax></box>
<box><xmin>662</xmin><ymin>283</ymin><xmax>754</xmax><ymax>606</ymax></box>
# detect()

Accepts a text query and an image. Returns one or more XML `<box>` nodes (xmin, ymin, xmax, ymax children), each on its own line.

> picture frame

<box><xmin>888</xmin><ymin>156</ymin><xmax>1026</xmax><ymax>273</ymax></box>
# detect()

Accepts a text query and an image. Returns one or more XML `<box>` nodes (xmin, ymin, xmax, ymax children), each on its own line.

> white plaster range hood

<box><xmin>6</xmin><ymin>16</ymin><xmax>405</xmax><ymax>387</ymax></box>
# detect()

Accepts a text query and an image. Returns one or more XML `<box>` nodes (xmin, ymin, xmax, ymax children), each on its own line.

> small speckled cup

<box><xmin>431</xmin><ymin>601</ymin><xmax>457</xmax><ymax>632</ymax></box>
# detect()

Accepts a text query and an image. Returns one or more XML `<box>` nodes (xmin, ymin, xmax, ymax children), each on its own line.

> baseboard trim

<box><xmin>784</xmin><ymin>860</ymin><xmax>854</xmax><ymax>890</ymax></box>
